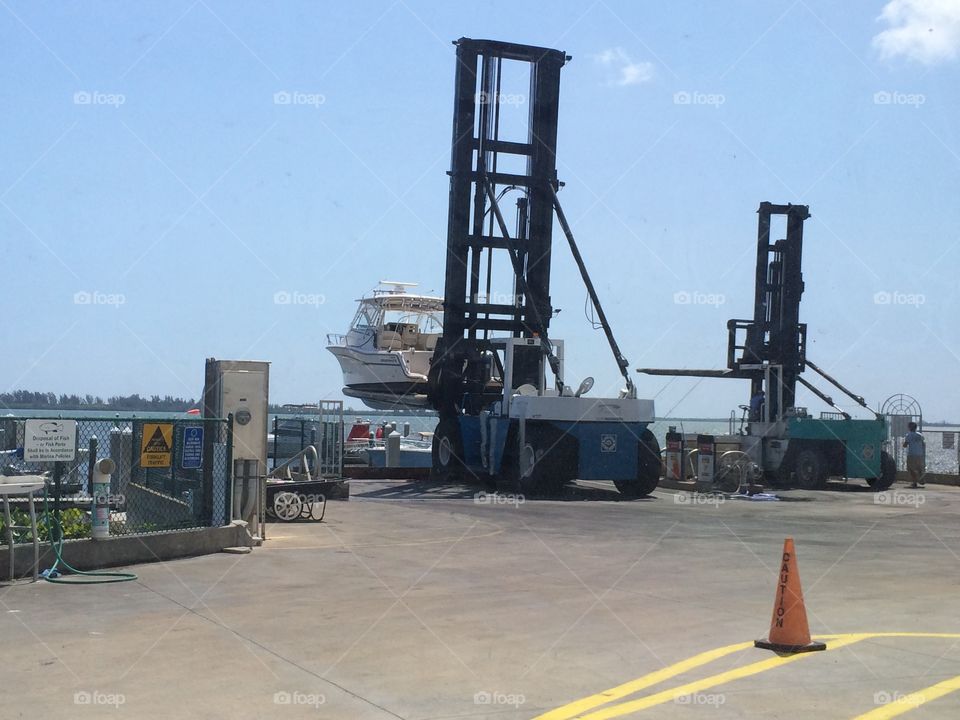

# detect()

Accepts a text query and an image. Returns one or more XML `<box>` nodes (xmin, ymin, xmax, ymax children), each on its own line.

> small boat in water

<box><xmin>326</xmin><ymin>282</ymin><xmax>443</xmax><ymax>410</ymax></box>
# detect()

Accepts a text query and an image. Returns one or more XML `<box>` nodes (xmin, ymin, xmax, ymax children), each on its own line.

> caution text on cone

<box><xmin>755</xmin><ymin>537</ymin><xmax>826</xmax><ymax>654</ymax></box>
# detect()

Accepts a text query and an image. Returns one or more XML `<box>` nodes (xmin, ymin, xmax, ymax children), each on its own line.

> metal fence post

<box><xmin>52</xmin><ymin>461</ymin><xmax>63</xmax><ymax>544</ymax></box>
<box><xmin>171</xmin><ymin>423</ymin><xmax>178</xmax><ymax>499</ymax></box>
<box><xmin>225</xmin><ymin>414</ymin><xmax>234</xmax><ymax>522</ymax></box>
<box><xmin>87</xmin><ymin>436</ymin><xmax>98</xmax><ymax>495</ymax></box>
<box><xmin>272</xmin><ymin>416</ymin><xmax>278</xmax><ymax>466</ymax></box>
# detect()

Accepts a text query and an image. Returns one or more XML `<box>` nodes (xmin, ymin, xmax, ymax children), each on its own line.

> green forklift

<box><xmin>639</xmin><ymin>203</ymin><xmax>896</xmax><ymax>491</ymax></box>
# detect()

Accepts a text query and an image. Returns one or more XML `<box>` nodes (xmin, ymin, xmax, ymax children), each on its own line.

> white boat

<box><xmin>326</xmin><ymin>282</ymin><xmax>443</xmax><ymax>410</ymax></box>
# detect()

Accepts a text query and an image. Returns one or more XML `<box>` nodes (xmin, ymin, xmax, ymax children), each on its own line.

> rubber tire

<box><xmin>867</xmin><ymin>451</ymin><xmax>897</xmax><ymax>491</ymax></box>
<box><xmin>516</xmin><ymin>439</ymin><xmax>543</xmax><ymax>496</ymax></box>
<box><xmin>431</xmin><ymin>417</ymin><xmax>463</xmax><ymax>482</ymax></box>
<box><xmin>507</xmin><ymin>439</ymin><xmax>557</xmax><ymax>497</ymax></box>
<box><xmin>794</xmin><ymin>448</ymin><xmax>827</xmax><ymax>490</ymax></box>
<box><xmin>614</xmin><ymin>429</ymin><xmax>661</xmax><ymax>498</ymax></box>
<box><xmin>500</xmin><ymin>427</ymin><xmax>571</xmax><ymax>497</ymax></box>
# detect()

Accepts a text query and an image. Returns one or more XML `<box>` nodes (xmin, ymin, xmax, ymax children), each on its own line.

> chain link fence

<box><xmin>269</xmin><ymin>403</ymin><xmax>344</xmax><ymax>475</ymax></box>
<box><xmin>1</xmin><ymin>415</ymin><xmax>232</xmax><ymax>541</ymax></box>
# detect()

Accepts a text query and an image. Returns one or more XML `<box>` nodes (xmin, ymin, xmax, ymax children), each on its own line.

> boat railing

<box><xmin>326</xmin><ymin>333</ymin><xmax>347</xmax><ymax>346</ymax></box>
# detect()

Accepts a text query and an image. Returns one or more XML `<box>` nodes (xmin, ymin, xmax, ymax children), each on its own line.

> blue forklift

<box><xmin>426</xmin><ymin>39</ymin><xmax>660</xmax><ymax>497</ymax></box>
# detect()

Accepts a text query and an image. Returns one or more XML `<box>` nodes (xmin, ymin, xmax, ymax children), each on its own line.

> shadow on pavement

<box><xmin>351</xmin><ymin>476</ymin><xmax>894</xmax><ymax>503</ymax></box>
<box><xmin>350</xmin><ymin>478</ymin><xmax>655</xmax><ymax>502</ymax></box>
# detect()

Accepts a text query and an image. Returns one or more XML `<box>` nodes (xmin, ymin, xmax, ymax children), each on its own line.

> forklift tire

<box><xmin>501</xmin><ymin>426</ymin><xmax>571</xmax><ymax>497</ymax></box>
<box><xmin>517</xmin><ymin>439</ymin><xmax>568</xmax><ymax>496</ymax></box>
<box><xmin>794</xmin><ymin>448</ymin><xmax>827</xmax><ymax>490</ymax></box>
<box><xmin>516</xmin><ymin>440</ymin><xmax>545</xmax><ymax>496</ymax></box>
<box><xmin>614</xmin><ymin>429</ymin><xmax>661</xmax><ymax>498</ymax></box>
<box><xmin>867</xmin><ymin>451</ymin><xmax>897</xmax><ymax>491</ymax></box>
<box><xmin>431</xmin><ymin>417</ymin><xmax>464</xmax><ymax>482</ymax></box>
<box><xmin>499</xmin><ymin>437</ymin><xmax>540</xmax><ymax>495</ymax></box>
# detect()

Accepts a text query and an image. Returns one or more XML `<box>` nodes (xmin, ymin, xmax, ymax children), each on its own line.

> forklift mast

<box><xmin>638</xmin><ymin>202</ymin><xmax>875</xmax><ymax>421</ymax></box>
<box><xmin>428</xmin><ymin>38</ymin><xmax>568</xmax><ymax>416</ymax></box>
<box><xmin>727</xmin><ymin>203</ymin><xmax>809</xmax><ymax>420</ymax></box>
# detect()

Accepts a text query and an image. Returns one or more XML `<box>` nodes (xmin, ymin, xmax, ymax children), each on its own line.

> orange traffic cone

<box><xmin>755</xmin><ymin>538</ymin><xmax>826</xmax><ymax>654</ymax></box>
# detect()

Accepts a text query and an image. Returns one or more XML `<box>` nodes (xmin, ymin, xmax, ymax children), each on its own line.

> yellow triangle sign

<box><xmin>140</xmin><ymin>423</ymin><xmax>173</xmax><ymax>468</ymax></box>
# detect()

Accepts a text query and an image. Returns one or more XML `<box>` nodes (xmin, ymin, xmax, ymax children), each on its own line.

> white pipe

<box><xmin>91</xmin><ymin>458</ymin><xmax>116</xmax><ymax>540</ymax></box>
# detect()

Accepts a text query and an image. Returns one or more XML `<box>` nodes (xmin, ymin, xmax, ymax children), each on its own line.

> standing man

<box><xmin>903</xmin><ymin>421</ymin><xmax>925</xmax><ymax>488</ymax></box>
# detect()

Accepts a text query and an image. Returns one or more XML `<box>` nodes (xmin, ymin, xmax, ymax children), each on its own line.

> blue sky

<box><xmin>2</xmin><ymin>0</ymin><xmax>958</xmax><ymax>420</ymax></box>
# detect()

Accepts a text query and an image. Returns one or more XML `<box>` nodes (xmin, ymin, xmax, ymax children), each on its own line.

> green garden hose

<box><xmin>39</xmin><ymin>494</ymin><xmax>137</xmax><ymax>584</ymax></box>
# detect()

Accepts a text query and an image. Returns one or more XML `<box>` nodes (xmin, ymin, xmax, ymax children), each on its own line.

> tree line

<box><xmin>0</xmin><ymin>390</ymin><xmax>200</xmax><ymax>412</ymax></box>
<box><xmin>0</xmin><ymin>390</ymin><xmax>435</xmax><ymax>415</ymax></box>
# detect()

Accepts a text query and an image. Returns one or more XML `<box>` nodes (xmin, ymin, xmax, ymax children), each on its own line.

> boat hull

<box><xmin>327</xmin><ymin>345</ymin><xmax>431</xmax><ymax>410</ymax></box>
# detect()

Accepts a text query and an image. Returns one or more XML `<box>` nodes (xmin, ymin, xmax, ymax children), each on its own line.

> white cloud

<box><xmin>594</xmin><ymin>47</ymin><xmax>654</xmax><ymax>86</ymax></box>
<box><xmin>873</xmin><ymin>0</ymin><xmax>960</xmax><ymax>64</ymax></box>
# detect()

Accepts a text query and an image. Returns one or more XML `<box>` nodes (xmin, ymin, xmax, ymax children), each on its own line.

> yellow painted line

<box><xmin>824</xmin><ymin>633</ymin><xmax>960</xmax><ymax>641</ymax></box>
<box><xmin>852</xmin><ymin>674</ymin><xmax>960</xmax><ymax>719</ymax></box>
<box><xmin>535</xmin><ymin>633</ymin><xmax>960</xmax><ymax>720</ymax></box>
<box><xmin>531</xmin><ymin>641</ymin><xmax>754</xmax><ymax>720</ymax></box>
<box><xmin>571</xmin><ymin>636</ymin><xmax>865</xmax><ymax>720</ymax></box>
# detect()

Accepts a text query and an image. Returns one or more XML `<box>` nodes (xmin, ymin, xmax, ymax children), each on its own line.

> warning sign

<box><xmin>140</xmin><ymin>423</ymin><xmax>173</xmax><ymax>468</ymax></box>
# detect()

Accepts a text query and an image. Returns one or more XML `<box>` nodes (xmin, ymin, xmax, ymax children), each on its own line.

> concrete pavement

<box><xmin>2</xmin><ymin>479</ymin><xmax>959</xmax><ymax>719</ymax></box>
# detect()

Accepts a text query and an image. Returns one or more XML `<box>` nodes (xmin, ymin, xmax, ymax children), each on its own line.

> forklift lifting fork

<box><xmin>638</xmin><ymin>203</ymin><xmax>896</xmax><ymax>491</ymax></box>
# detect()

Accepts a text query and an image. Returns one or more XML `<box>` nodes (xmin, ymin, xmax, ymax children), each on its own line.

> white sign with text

<box><xmin>23</xmin><ymin>419</ymin><xmax>78</xmax><ymax>462</ymax></box>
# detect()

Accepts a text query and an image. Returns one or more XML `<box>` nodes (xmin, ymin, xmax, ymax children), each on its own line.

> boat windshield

<box><xmin>351</xmin><ymin>302</ymin><xmax>381</xmax><ymax>332</ymax></box>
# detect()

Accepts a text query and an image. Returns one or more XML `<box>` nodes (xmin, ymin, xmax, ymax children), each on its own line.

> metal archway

<box><xmin>881</xmin><ymin>393</ymin><xmax>923</xmax><ymax>420</ymax></box>
<box><xmin>881</xmin><ymin>393</ymin><xmax>923</xmax><ymax>471</ymax></box>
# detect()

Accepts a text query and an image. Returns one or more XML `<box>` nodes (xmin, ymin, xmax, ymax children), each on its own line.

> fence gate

<box><xmin>317</xmin><ymin>401</ymin><xmax>344</xmax><ymax>478</ymax></box>
<box><xmin>881</xmin><ymin>393</ymin><xmax>923</xmax><ymax>472</ymax></box>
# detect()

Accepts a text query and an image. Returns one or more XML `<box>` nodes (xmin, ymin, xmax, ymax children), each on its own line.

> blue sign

<box><xmin>182</xmin><ymin>427</ymin><xmax>203</xmax><ymax>469</ymax></box>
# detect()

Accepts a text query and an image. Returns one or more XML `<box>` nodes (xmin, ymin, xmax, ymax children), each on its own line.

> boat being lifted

<box><xmin>326</xmin><ymin>282</ymin><xmax>444</xmax><ymax>410</ymax></box>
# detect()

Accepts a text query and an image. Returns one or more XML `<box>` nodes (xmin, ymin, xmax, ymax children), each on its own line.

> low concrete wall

<box><xmin>896</xmin><ymin>470</ymin><xmax>959</xmax><ymax>486</ymax></box>
<box><xmin>1</xmin><ymin>522</ymin><xmax>255</xmax><ymax>580</ymax></box>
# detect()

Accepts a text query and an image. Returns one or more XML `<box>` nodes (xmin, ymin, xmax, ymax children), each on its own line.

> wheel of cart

<box><xmin>714</xmin><ymin>450</ymin><xmax>758</xmax><ymax>493</ymax></box>
<box><xmin>270</xmin><ymin>491</ymin><xmax>302</xmax><ymax>521</ymax></box>
<box><xmin>266</xmin><ymin>485</ymin><xmax>328</xmax><ymax>522</ymax></box>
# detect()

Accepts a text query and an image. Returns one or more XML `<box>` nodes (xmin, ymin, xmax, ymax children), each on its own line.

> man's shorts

<box><xmin>907</xmin><ymin>456</ymin><xmax>925</xmax><ymax>474</ymax></box>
